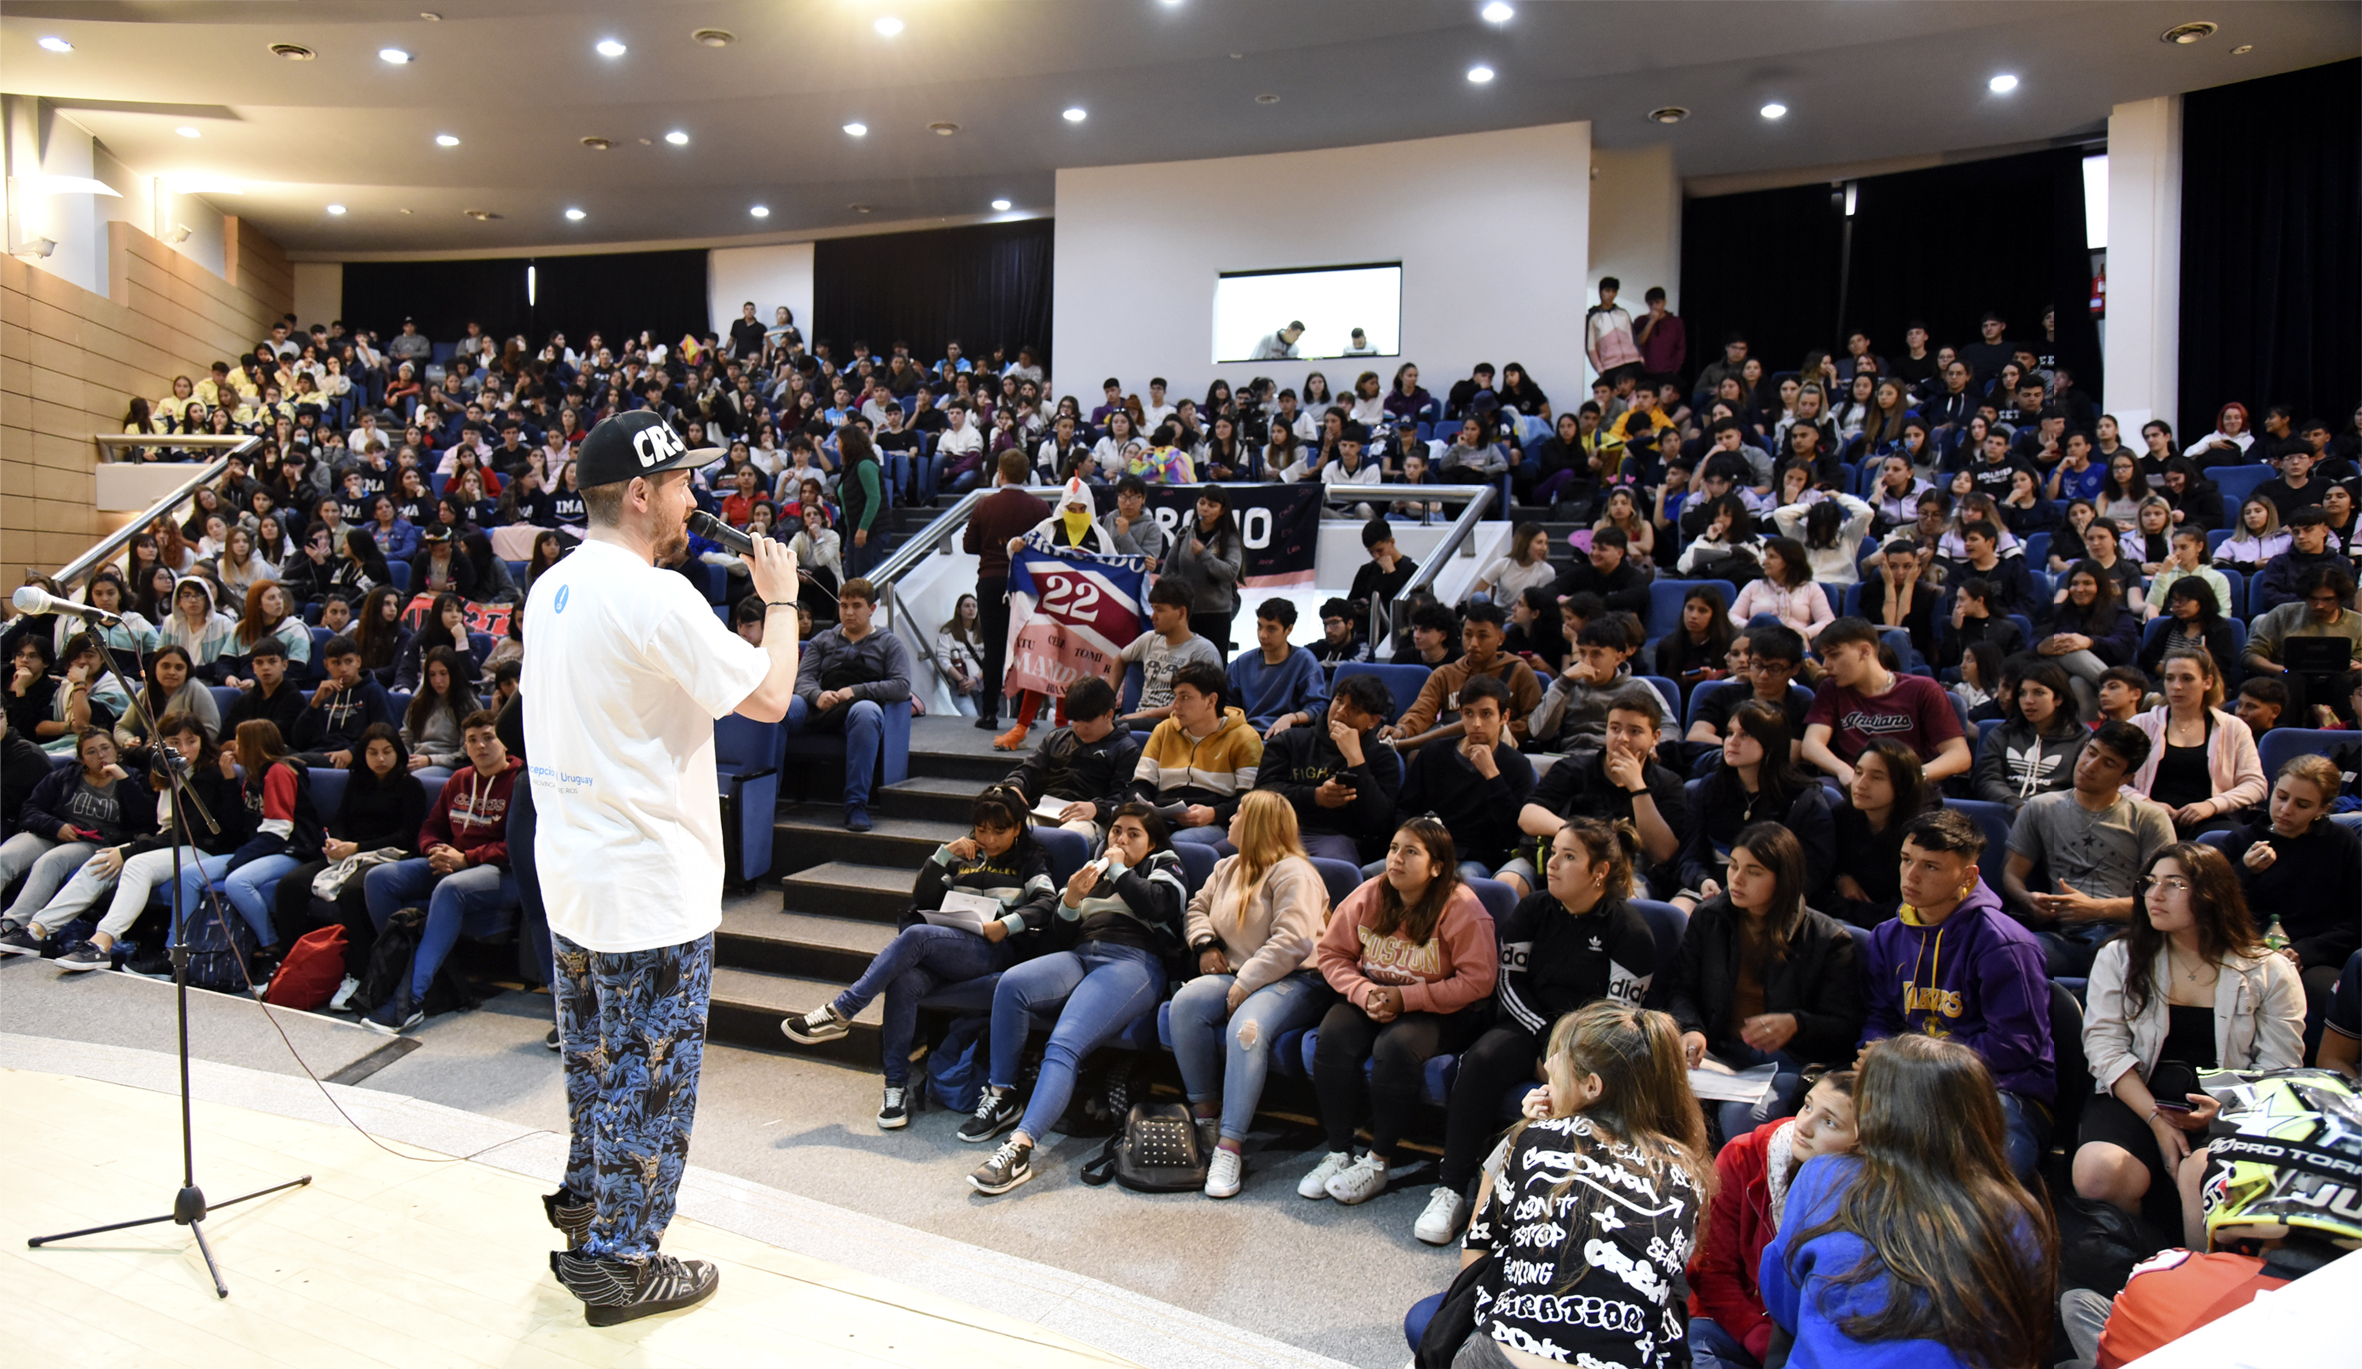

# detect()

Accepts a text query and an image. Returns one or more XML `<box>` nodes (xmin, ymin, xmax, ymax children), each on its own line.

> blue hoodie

<box><xmin>1857</xmin><ymin>876</ymin><xmax>2054</xmax><ymax>1102</ymax></box>
<box><xmin>1226</xmin><ymin>645</ymin><xmax>1329</xmax><ymax>731</ymax></box>
<box><xmin>1761</xmin><ymin>1154</ymin><xmax>2044</xmax><ymax>1369</ymax></box>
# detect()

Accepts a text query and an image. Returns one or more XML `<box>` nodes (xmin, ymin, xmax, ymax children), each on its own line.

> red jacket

<box><xmin>1690</xmin><ymin>1118</ymin><xmax>1782</xmax><ymax>1361</ymax></box>
<box><xmin>418</xmin><ymin>756</ymin><xmax>519</xmax><ymax>870</ymax></box>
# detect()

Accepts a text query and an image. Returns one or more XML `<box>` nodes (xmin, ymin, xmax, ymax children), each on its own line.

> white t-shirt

<box><xmin>522</xmin><ymin>538</ymin><xmax>771</xmax><ymax>953</ymax></box>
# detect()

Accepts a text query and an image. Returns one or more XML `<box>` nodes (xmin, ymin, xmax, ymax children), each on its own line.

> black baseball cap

<box><xmin>575</xmin><ymin>410</ymin><xmax>716</xmax><ymax>488</ymax></box>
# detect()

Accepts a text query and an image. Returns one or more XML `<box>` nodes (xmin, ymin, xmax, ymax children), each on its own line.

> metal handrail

<box><xmin>52</xmin><ymin>435</ymin><xmax>263</xmax><ymax>589</ymax></box>
<box><xmin>1383</xmin><ymin>484</ymin><xmax>1499</xmax><ymax>655</ymax></box>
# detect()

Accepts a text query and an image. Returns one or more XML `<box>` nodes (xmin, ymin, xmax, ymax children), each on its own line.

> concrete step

<box><xmin>773</xmin><ymin>808</ymin><xmax>965</xmax><ymax>871</ymax></box>
<box><xmin>873</xmin><ymin>775</ymin><xmax>982</xmax><ymax>825</ymax></box>
<box><xmin>709</xmin><ymin>964</ymin><xmax>881</xmax><ymax>1066</ymax></box>
<box><xmin>716</xmin><ymin>904</ymin><xmax>896</xmax><ymax>984</ymax></box>
<box><xmin>906</xmin><ymin>743</ymin><xmax>1023</xmax><ymax>785</ymax></box>
<box><xmin>778</xmin><ymin>859</ymin><xmax>913</xmax><ymax>924</ymax></box>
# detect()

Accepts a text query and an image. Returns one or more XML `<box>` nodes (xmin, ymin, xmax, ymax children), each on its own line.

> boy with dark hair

<box><xmin>1388</xmin><ymin>673</ymin><xmax>1534</xmax><ymax>877</ymax></box>
<box><xmin>1116</xmin><ymin>577</ymin><xmax>1223</xmax><ymax>725</ymax></box>
<box><xmin>1347</xmin><ymin>518</ymin><xmax>1418</xmax><ymax>622</ymax></box>
<box><xmin>2253</xmin><ymin>506</ymin><xmax>2341</xmax><ymax>613</ymax></box>
<box><xmin>1546</xmin><ymin>525</ymin><xmax>1651</xmax><ymax>614</ymax></box>
<box><xmin>1131</xmin><ymin>661</ymin><xmax>1262</xmax><ymax>846</ymax></box>
<box><xmin>1312</xmin><ymin>596</ymin><xmax>1370</xmax><ymax>666</ymax></box>
<box><xmin>1524</xmin><ymin>619</ymin><xmax>1637</xmax><ymax>754</ymax></box>
<box><xmin>730</xmin><ymin>594</ymin><xmax>767</xmax><ymax>646</ymax></box>
<box><xmin>1398</xmin><ymin>598</ymin><xmax>1542</xmax><ymax>732</ymax></box>
<box><xmin>223</xmin><ymin>637</ymin><xmax>306</xmax><ymax>738</ymax></box>
<box><xmin>1254</xmin><ymin>671</ymin><xmax>1404</xmax><ymax>863</ymax></box>
<box><xmin>1686</xmin><ymin>624</ymin><xmax>1807</xmax><ymax>745</ymax></box>
<box><xmin>1802</xmin><ymin>617</ymin><xmax>1971</xmax><ymax>784</ymax></box>
<box><xmin>1937</xmin><ymin>575</ymin><xmax>2030</xmax><ymax>669</ymax></box>
<box><xmin>2094</xmin><ymin>666</ymin><xmax>2149</xmax><ymax>724</ymax></box>
<box><xmin>2003</xmin><ymin>718</ymin><xmax>2172</xmax><ymax>977</ymax></box>
<box><xmin>1003</xmin><ymin>675</ymin><xmax>1141</xmax><ymax>845</ymax></box>
<box><xmin>1231</xmin><ymin>597</ymin><xmax>1331</xmax><ymax>737</ymax></box>
<box><xmin>1858</xmin><ymin>807</ymin><xmax>2056</xmax><ymax>1177</ymax></box>
<box><xmin>2233</xmin><ymin>677</ymin><xmax>2288</xmax><ymax>738</ymax></box>
<box><xmin>291</xmin><ymin>635</ymin><xmax>394</xmax><ymax>769</ymax></box>
<box><xmin>1503</xmin><ymin>683</ymin><xmax>1686</xmax><ymax>897</ymax></box>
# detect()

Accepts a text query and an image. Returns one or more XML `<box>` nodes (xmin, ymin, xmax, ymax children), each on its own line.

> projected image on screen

<box><xmin>1212</xmin><ymin>263</ymin><xmax>1401</xmax><ymax>364</ymax></box>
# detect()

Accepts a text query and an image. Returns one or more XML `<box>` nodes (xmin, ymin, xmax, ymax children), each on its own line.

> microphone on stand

<box><xmin>12</xmin><ymin>584</ymin><xmax>121</xmax><ymax>624</ymax></box>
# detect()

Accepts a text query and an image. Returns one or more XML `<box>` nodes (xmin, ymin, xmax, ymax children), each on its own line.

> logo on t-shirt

<box><xmin>1839</xmin><ymin>707</ymin><xmax>1917</xmax><ymax>736</ymax></box>
<box><xmin>553</xmin><ymin>584</ymin><xmax>570</xmax><ymax>614</ymax></box>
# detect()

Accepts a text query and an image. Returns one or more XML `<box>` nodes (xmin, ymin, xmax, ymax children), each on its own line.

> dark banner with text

<box><xmin>1093</xmin><ymin>483</ymin><xmax>1321</xmax><ymax>588</ymax></box>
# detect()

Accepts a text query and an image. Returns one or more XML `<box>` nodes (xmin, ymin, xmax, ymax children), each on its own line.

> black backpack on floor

<box><xmin>352</xmin><ymin>905</ymin><xmax>481</xmax><ymax>1017</ymax></box>
<box><xmin>1080</xmin><ymin>1101</ymin><xmax>1207</xmax><ymax>1192</ymax></box>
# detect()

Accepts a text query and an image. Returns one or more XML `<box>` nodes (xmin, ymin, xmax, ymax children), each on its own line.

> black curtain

<box><xmin>1681</xmin><ymin>149</ymin><xmax>2102</xmax><ymax>396</ymax></box>
<box><xmin>338</xmin><ymin>249</ymin><xmax>706</xmax><ymax>352</ymax></box>
<box><xmin>1845</xmin><ymin>147</ymin><xmax>2101</xmax><ymax>397</ymax></box>
<box><xmin>2179</xmin><ymin>58</ymin><xmax>2360</xmax><ymax>444</ymax></box>
<box><xmin>813</xmin><ymin>219</ymin><xmax>1054</xmax><ymax>368</ymax></box>
<box><xmin>1678</xmin><ymin>184</ymin><xmax>1843</xmax><ymax>383</ymax></box>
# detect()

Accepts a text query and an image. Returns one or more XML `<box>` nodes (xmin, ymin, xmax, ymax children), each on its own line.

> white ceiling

<box><xmin>3</xmin><ymin>1</ymin><xmax>2354</xmax><ymax>255</ymax></box>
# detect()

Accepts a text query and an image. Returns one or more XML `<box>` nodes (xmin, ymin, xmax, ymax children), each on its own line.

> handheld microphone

<box><xmin>12</xmin><ymin>584</ymin><xmax>121</xmax><ymax>624</ymax></box>
<box><xmin>687</xmin><ymin>510</ymin><xmax>755</xmax><ymax>556</ymax></box>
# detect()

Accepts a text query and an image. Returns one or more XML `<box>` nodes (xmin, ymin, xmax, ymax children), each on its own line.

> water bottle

<box><xmin>2264</xmin><ymin>916</ymin><xmax>2291</xmax><ymax>954</ymax></box>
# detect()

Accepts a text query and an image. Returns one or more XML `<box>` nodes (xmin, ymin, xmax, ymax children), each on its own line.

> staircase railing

<box><xmin>50</xmin><ymin>435</ymin><xmax>263</xmax><ymax>589</ymax></box>
<box><xmin>1384</xmin><ymin>484</ymin><xmax>1498</xmax><ymax>654</ymax></box>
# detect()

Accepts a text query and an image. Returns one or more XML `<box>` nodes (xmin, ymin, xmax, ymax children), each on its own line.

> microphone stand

<box><xmin>26</xmin><ymin>609</ymin><xmax>311</xmax><ymax>1297</ymax></box>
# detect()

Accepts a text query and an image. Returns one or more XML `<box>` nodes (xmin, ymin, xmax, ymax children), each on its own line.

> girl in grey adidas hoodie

<box><xmin>1969</xmin><ymin>658</ymin><xmax>2089</xmax><ymax>809</ymax></box>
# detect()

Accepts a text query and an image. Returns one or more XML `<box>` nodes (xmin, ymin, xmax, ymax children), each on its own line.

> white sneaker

<box><xmin>327</xmin><ymin>975</ymin><xmax>361</xmax><ymax>1012</ymax></box>
<box><xmin>1297</xmin><ymin>1150</ymin><xmax>1354</xmax><ymax>1200</ymax></box>
<box><xmin>1413</xmin><ymin>1185</ymin><xmax>1469</xmax><ymax>1244</ymax></box>
<box><xmin>1325</xmin><ymin>1152</ymin><xmax>1391</xmax><ymax>1205</ymax></box>
<box><xmin>1203</xmin><ymin>1147</ymin><xmax>1243</xmax><ymax>1199</ymax></box>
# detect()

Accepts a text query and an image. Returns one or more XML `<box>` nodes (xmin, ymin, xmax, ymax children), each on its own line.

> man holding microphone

<box><xmin>524</xmin><ymin>410</ymin><xmax>799</xmax><ymax>1325</ymax></box>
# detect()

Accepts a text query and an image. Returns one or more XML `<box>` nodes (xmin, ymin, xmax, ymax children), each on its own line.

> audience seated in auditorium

<box><xmin>1383</xmin><ymin>600</ymin><xmax>1542</xmax><ymax>747</ymax></box>
<box><xmin>2221</xmin><ymin>755</ymin><xmax>2362</xmax><ymax>1031</ymax></box>
<box><xmin>1675</xmin><ymin>699</ymin><xmax>1833</xmax><ymax>911</ymax></box>
<box><xmin>997</xmin><ymin>677</ymin><xmax>1139</xmax><ymax>847</ymax></box>
<box><xmin>1251</xmin><ymin>670</ymin><xmax>1402</xmax><ymax>866</ymax></box>
<box><xmin>1129</xmin><ymin>661</ymin><xmax>1262</xmax><ymax>850</ymax></box>
<box><xmin>788</xmin><ymin>577</ymin><xmax>912</xmax><ymax>834</ymax></box>
<box><xmin>2119</xmin><ymin>649</ymin><xmax>2267</xmax><ymax>836</ymax></box>
<box><xmin>1388</xmin><ymin>675</ymin><xmax>1532</xmax><ymax>878</ymax></box>
<box><xmin>1690</xmin><ymin>1068</ymin><xmax>1859</xmax><ymax>1369</ymax></box>
<box><xmin>1503</xmin><ymin>682</ymin><xmax>1684</xmax><ymax>899</ymax></box>
<box><xmin>274</xmin><ymin>722</ymin><xmax>427</xmax><ymax>1006</ymax></box>
<box><xmin>2004</xmin><ymin>720</ymin><xmax>2174</xmax><ymax>978</ymax></box>
<box><xmin>291</xmin><ymin>636</ymin><xmax>395</xmax><ymax>770</ymax></box>
<box><xmin>1802</xmin><ymin>617</ymin><xmax>1971</xmax><ymax>786</ymax></box>
<box><xmin>1230</xmin><ymin>598</ymin><xmax>1330</xmax><ymax>736</ymax></box>
<box><xmin>1970</xmin><ymin>657</ymin><xmax>2089</xmax><ymax>809</ymax></box>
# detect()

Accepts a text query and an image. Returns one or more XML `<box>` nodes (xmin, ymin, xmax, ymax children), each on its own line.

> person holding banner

<box><xmin>992</xmin><ymin>479</ymin><xmax>1143</xmax><ymax>753</ymax></box>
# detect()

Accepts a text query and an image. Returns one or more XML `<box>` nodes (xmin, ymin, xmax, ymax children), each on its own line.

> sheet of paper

<box><xmin>920</xmin><ymin>890</ymin><xmax>1001</xmax><ymax>934</ymax></box>
<box><xmin>1031</xmin><ymin>797</ymin><xmax>1073</xmax><ymax>823</ymax></box>
<box><xmin>1687</xmin><ymin>1061</ymin><xmax>1780</xmax><ymax>1105</ymax></box>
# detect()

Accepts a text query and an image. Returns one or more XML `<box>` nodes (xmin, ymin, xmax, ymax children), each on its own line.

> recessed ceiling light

<box><xmin>2231</xmin><ymin>43</ymin><xmax>2254</xmax><ymax>54</ymax></box>
<box><xmin>665</xmin><ymin>130</ymin><xmax>689</xmax><ymax>145</ymax></box>
<box><xmin>379</xmin><ymin>47</ymin><xmax>413</xmax><ymax>64</ymax></box>
<box><xmin>929</xmin><ymin>121</ymin><xmax>960</xmax><ymax>136</ymax></box>
<box><xmin>39</xmin><ymin>37</ymin><xmax>73</xmax><ymax>53</ymax></box>
<box><xmin>270</xmin><ymin>43</ymin><xmax>315</xmax><ymax>60</ymax></box>
<box><xmin>564</xmin><ymin>208</ymin><xmax>586</xmax><ymax>221</ymax></box>
<box><xmin>595</xmin><ymin>39</ymin><xmax>627</xmax><ymax>57</ymax></box>
<box><xmin>850</xmin><ymin>204</ymin><xmax>872</xmax><ymax>214</ymax></box>
<box><xmin>420</xmin><ymin>12</ymin><xmax>441</xmax><ymax>20</ymax></box>
<box><xmin>581</xmin><ymin>136</ymin><xmax>612</xmax><ymax>150</ymax></box>
<box><xmin>1467</xmin><ymin>65</ymin><xmax>1495</xmax><ymax>83</ymax></box>
<box><xmin>1482</xmin><ymin>3</ymin><xmax>1515</xmax><ymax>23</ymax></box>
<box><xmin>326</xmin><ymin>204</ymin><xmax>347</xmax><ymax>215</ymax></box>
<box><xmin>874</xmin><ymin>16</ymin><xmax>904</xmax><ymax>37</ymax></box>
<box><xmin>1759</xmin><ymin>102</ymin><xmax>1788</xmax><ymax>119</ymax></box>
<box><xmin>1647</xmin><ymin>106</ymin><xmax>1690</xmax><ymax>124</ymax></box>
<box><xmin>463</xmin><ymin>209</ymin><xmax>503</xmax><ymax>221</ymax></box>
<box><xmin>435</xmin><ymin>134</ymin><xmax>461</xmax><ymax>147</ymax></box>
<box><xmin>843</xmin><ymin>122</ymin><xmax>868</xmax><ymax>137</ymax></box>
<box><xmin>1063</xmin><ymin>107</ymin><xmax>1087</xmax><ymax>122</ymax></box>
<box><xmin>2162</xmin><ymin>21</ymin><xmax>2218</xmax><ymax>44</ymax></box>
<box><xmin>1255</xmin><ymin>93</ymin><xmax>1280</xmax><ymax>105</ymax></box>
<box><xmin>175</xmin><ymin>126</ymin><xmax>201</xmax><ymax>138</ymax></box>
<box><xmin>1988</xmin><ymin>73</ymin><xmax>2019</xmax><ymax>93</ymax></box>
<box><xmin>750</xmin><ymin>205</ymin><xmax>770</xmax><ymax>218</ymax></box>
<box><xmin>398</xmin><ymin>207</ymin><xmax>413</xmax><ymax>215</ymax></box>
<box><xmin>991</xmin><ymin>198</ymin><xmax>1012</xmax><ymax>211</ymax></box>
<box><xmin>693</xmin><ymin>28</ymin><xmax>735</xmax><ymax>47</ymax></box>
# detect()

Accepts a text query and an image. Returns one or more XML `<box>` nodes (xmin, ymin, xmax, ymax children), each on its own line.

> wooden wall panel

<box><xmin>0</xmin><ymin>220</ymin><xmax>291</xmax><ymax>574</ymax></box>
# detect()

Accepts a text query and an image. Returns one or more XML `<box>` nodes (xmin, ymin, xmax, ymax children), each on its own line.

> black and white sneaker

<box><xmin>359</xmin><ymin>991</ymin><xmax>422</xmax><ymax>1036</ymax></box>
<box><xmin>956</xmin><ymin>1088</ymin><xmax>1021</xmax><ymax>1144</ymax></box>
<box><xmin>967</xmin><ymin>1137</ymin><xmax>1034</xmax><ymax>1196</ymax></box>
<box><xmin>327</xmin><ymin>975</ymin><xmax>362</xmax><ymax>1012</ymax></box>
<box><xmin>543</xmin><ymin>1188</ymin><xmax>594</xmax><ymax>1246</ymax></box>
<box><xmin>877</xmin><ymin>1085</ymin><xmax>910</xmax><ymax>1130</ymax></box>
<box><xmin>546</xmin><ymin>1027</ymin><xmax>562</xmax><ymax>1053</ymax></box>
<box><xmin>56</xmin><ymin>944</ymin><xmax>109</xmax><ymax>973</ymax></box>
<box><xmin>556</xmin><ymin>1251</ymin><xmax>720</xmax><ymax>1327</ymax></box>
<box><xmin>779</xmin><ymin>1003</ymin><xmax>849</xmax><ymax>1045</ymax></box>
<box><xmin>0</xmin><ymin>925</ymin><xmax>41</xmax><ymax>957</ymax></box>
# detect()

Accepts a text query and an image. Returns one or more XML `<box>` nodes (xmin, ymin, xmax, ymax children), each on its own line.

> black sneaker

<box><xmin>0</xmin><ymin>925</ymin><xmax>40</xmax><ymax>957</ymax></box>
<box><xmin>956</xmin><ymin>1088</ymin><xmax>1021</xmax><ymax>1144</ymax></box>
<box><xmin>973</xmin><ymin>715</ymin><xmax>1000</xmax><ymax>731</ymax></box>
<box><xmin>360</xmin><ymin>991</ymin><xmax>422</xmax><ymax>1036</ymax></box>
<box><xmin>877</xmin><ymin>1085</ymin><xmax>910</xmax><ymax>1130</ymax></box>
<box><xmin>780</xmin><ymin>1003</ymin><xmax>850</xmax><ymax>1045</ymax></box>
<box><xmin>556</xmin><ymin>1251</ymin><xmax>720</xmax><ymax>1327</ymax></box>
<box><xmin>543</xmin><ymin>1188</ymin><xmax>594</xmax><ymax>1247</ymax></box>
<box><xmin>125</xmin><ymin>949</ymin><xmax>172</xmax><ymax>978</ymax></box>
<box><xmin>546</xmin><ymin>1027</ymin><xmax>562</xmax><ymax>1053</ymax></box>
<box><xmin>967</xmin><ymin>1137</ymin><xmax>1034</xmax><ymax>1196</ymax></box>
<box><xmin>55</xmin><ymin>944</ymin><xmax>110</xmax><ymax>973</ymax></box>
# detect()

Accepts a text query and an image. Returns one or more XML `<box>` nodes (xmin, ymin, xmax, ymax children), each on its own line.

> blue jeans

<box><xmin>555</xmin><ymin>931</ymin><xmax>712</xmax><ymax>1260</ymax></box>
<box><xmin>834</xmin><ymin>922</ymin><xmax>1017</xmax><ymax>1086</ymax></box>
<box><xmin>1169</xmin><ymin>968</ymin><xmax>1330</xmax><ymax>1143</ymax></box>
<box><xmin>988</xmin><ymin>940</ymin><xmax>1164</xmax><ymax>1141</ymax></box>
<box><xmin>1689</xmin><ymin>1316</ymin><xmax>1761</xmax><ymax>1369</ymax></box>
<box><xmin>1714</xmin><ymin>1044</ymin><xmax>1805</xmax><ymax>1144</ymax></box>
<box><xmin>223</xmin><ymin>852</ymin><xmax>301</xmax><ymax>947</ymax></box>
<box><xmin>882</xmin><ymin>450</ymin><xmax>913</xmax><ymax>504</ymax></box>
<box><xmin>1404</xmin><ymin>1291</ymin><xmax>1444</xmax><ymax>1353</ymax></box>
<box><xmin>363</xmin><ymin>857</ymin><xmax>519</xmax><ymax>1001</ymax></box>
<box><xmin>1999</xmin><ymin>1088</ymin><xmax>2051</xmax><ymax>1180</ymax></box>
<box><xmin>1171</xmin><ymin>826</ymin><xmax>1230</xmax><ymax>848</ymax></box>
<box><xmin>786</xmin><ymin>695</ymin><xmax>884</xmax><ymax>808</ymax></box>
<box><xmin>173</xmin><ymin>852</ymin><xmax>237</xmax><ymax>939</ymax></box>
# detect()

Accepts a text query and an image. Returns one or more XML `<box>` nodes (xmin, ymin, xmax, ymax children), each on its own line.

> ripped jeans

<box><xmin>1167</xmin><ymin>968</ymin><xmax>1331</xmax><ymax>1144</ymax></box>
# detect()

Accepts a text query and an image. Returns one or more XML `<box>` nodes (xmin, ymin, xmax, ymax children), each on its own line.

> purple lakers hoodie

<box><xmin>1858</xmin><ymin>877</ymin><xmax>2055</xmax><ymax>1102</ymax></box>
